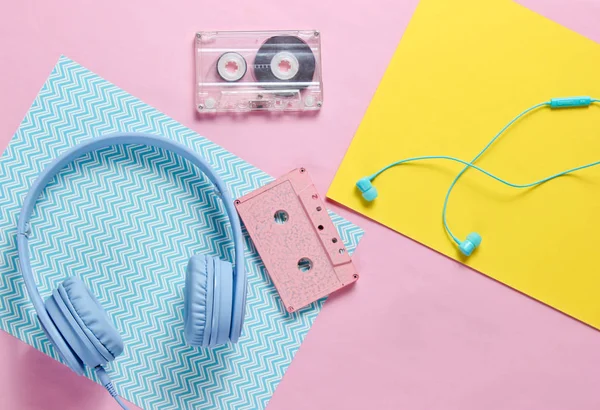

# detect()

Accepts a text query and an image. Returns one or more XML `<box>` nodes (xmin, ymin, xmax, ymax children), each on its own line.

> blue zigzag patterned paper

<box><xmin>0</xmin><ymin>57</ymin><xmax>363</xmax><ymax>410</ymax></box>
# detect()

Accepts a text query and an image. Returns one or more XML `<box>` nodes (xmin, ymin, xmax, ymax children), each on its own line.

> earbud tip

<box><xmin>458</xmin><ymin>232</ymin><xmax>482</xmax><ymax>257</ymax></box>
<box><xmin>362</xmin><ymin>186</ymin><xmax>378</xmax><ymax>201</ymax></box>
<box><xmin>356</xmin><ymin>177</ymin><xmax>378</xmax><ymax>202</ymax></box>
<box><xmin>466</xmin><ymin>232</ymin><xmax>482</xmax><ymax>247</ymax></box>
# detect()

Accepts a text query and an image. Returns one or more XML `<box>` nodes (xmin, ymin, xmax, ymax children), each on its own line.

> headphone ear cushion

<box><xmin>61</xmin><ymin>277</ymin><xmax>124</xmax><ymax>360</ymax></box>
<box><xmin>184</xmin><ymin>254</ymin><xmax>214</xmax><ymax>346</ymax></box>
<box><xmin>214</xmin><ymin>259</ymin><xmax>233</xmax><ymax>346</ymax></box>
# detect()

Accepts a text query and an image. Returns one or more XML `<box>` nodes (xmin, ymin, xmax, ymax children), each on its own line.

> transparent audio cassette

<box><xmin>195</xmin><ymin>30</ymin><xmax>323</xmax><ymax>113</ymax></box>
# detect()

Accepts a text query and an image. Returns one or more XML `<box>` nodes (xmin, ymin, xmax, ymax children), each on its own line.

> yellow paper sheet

<box><xmin>328</xmin><ymin>0</ymin><xmax>600</xmax><ymax>328</ymax></box>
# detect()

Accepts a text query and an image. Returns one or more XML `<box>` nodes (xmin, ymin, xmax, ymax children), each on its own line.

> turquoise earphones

<box><xmin>357</xmin><ymin>96</ymin><xmax>600</xmax><ymax>257</ymax></box>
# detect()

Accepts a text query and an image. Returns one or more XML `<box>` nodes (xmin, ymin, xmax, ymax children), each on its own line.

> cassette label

<box><xmin>195</xmin><ymin>30</ymin><xmax>323</xmax><ymax>113</ymax></box>
<box><xmin>235</xmin><ymin>168</ymin><xmax>358</xmax><ymax>312</ymax></box>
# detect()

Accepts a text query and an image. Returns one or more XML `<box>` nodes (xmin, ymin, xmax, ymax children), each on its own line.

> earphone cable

<box><xmin>366</xmin><ymin>100</ymin><xmax>600</xmax><ymax>244</ymax></box>
<box><xmin>359</xmin><ymin>97</ymin><xmax>600</xmax><ymax>255</ymax></box>
<box><xmin>440</xmin><ymin>101</ymin><xmax>550</xmax><ymax>244</ymax></box>
<box><xmin>368</xmin><ymin>154</ymin><xmax>600</xmax><ymax>241</ymax></box>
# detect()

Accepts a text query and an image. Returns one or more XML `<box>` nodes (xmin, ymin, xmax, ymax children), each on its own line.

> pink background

<box><xmin>1</xmin><ymin>0</ymin><xmax>600</xmax><ymax>409</ymax></box>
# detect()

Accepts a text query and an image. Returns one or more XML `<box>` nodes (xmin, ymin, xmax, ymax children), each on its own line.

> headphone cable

<box><xmin>95</xmin><ymin>366</ymin><xmax>130</xmax><ymax>410</ymax></box>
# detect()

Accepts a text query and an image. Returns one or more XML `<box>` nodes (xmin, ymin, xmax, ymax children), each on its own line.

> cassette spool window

<box><xmin>195</xmin><ymin>30</ymin><xmax>323</xmax><ymax>114</ymax></box>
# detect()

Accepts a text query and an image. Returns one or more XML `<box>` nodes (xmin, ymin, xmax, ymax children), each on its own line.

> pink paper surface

<box><xmin>1</xmin><ymin>0</ymin><xmax>600</xmax><ymax>409</ymax></box>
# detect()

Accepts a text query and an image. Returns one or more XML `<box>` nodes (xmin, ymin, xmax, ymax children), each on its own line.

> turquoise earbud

<box><xmin>458</xmin><ymin>232</ymin><xmax>482</xmax><ymax>256</ymax></box>
<box><xmin>356</xmin><ymin>177</ymin><xmax>378</xmax><ymax>201</ymax></box>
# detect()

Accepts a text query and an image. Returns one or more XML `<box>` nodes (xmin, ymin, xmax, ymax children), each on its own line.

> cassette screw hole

<box><xmin>297</xmin><ymin>258</ymin><xmax>313</xmax><ymax>272</ymax></box>
<box><xmin>234</xmin><ymin>200</ymin><xmax>241</xmax><ymax>205</ymax></box>
<box><xmin>300</xmin><ymin>168</ymin><xmax>306</xmax><ymax>173</ymax></box>
<box><xmin>338</xmin><ymin>248</ymin><xmax>345</xmax><ymax>254</ymax></box>
<box><xmin>332</xmin><ymin>238</ymin><xmax>338</xmax><ymax>243</ymax></box>
<box><xmin>274</xmin><ymin>210</ymin><xmax>289</xmax><ymax>224</ymax></box>
<box><xmin>311</xmin><ymin>194</ymin><xmax>318</xmax><ymax>199</ymax></box>
<box><xmin>318</xmin><ymin>225</ymin><xmax>324</xmax><ymax>231</ymax></box>
<box><xmin>353</xmin><ymin>274</ymin><xmax>359</xmax><ymax>279</ymax></box>
<box><xmin>316</xmin><ymin>206</ymin><xmax>322</xmax><ymax>212</ymax></box>
<box><xmin>288</xmin><ymin>306</ymin><xmax>295</xmax><ymax>312</ymax></box>
<box><xmin>205</xmin><ymin>98</ymin><xmax>217</xmax><ymax>110</ymax></box>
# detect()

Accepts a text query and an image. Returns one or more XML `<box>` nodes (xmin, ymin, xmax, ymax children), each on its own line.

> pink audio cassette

<box><xmin>235</xmin><ymin>168</ymin><xmax>359</xmax><ymax>312</ymax></box>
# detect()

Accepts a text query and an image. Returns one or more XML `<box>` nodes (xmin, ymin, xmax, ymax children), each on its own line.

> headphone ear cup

<box><xmin>45</xmin><ymin>277</ymin><xmax>123</xmax><ymax>368</ymax></box>
<box><xmin>37</xmin><ymin>312</ymin><xmax>85</xmax><ymax>375</ymax></box>
<box><xmin>184</xmin><ymin>254</ymin><xmax>214</xmax><ymax>346</ymax></box>
<box><xmin>45</xmin><ymin>287</ymin><xmax>100</xmax><ymax>370</ymax></box>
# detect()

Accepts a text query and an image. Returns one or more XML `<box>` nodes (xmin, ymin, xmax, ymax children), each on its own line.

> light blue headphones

<box><xmin>16</xmin><ymin>133</ymin><xmax>247</xmax><ymax>409</ymax></box>
<box><xmin>357</xmin><ymin>96</ymin><xmax>600</xmax><ymax>257</ymax></box>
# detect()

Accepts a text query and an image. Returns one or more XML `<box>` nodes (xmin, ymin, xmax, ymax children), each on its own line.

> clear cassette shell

<box><xmin>195</xmin><ymin>30</ymin><xmax>323</xmax><ymax>114</ymax></box>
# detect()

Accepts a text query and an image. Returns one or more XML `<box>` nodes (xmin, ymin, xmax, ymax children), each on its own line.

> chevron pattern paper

<box><xmin>0</xmin><ymin>56</ymin><xmax>363</xmax><ymax>410</ymax></box>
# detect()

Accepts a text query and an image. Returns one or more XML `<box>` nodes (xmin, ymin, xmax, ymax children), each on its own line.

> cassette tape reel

<box><xmin>195</xmin><ymin>30</ymin><xmax>323</xmax><ymax>113</ymax></box>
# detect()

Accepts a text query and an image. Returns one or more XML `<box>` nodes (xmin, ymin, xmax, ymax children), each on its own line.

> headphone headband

<box><xmin>17</xmin><ymin>133</ymin><xmax>247</xmax><ymax>357</ymax></box>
